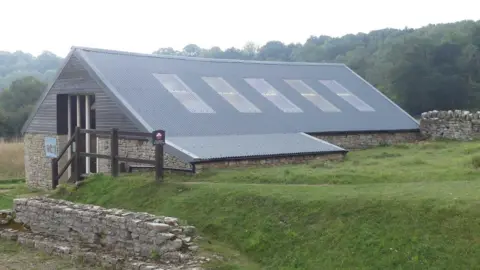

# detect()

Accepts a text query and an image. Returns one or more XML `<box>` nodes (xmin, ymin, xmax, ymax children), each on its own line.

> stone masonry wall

<box><xmin>13</xmin><ymin>197</ymin><xmax>199</xmax><ymax>262</ymax></box>
<box><xmin>419</xmin><ymin>110</ymin><xmax>480</xmax><ymax>140</ymax></box>
<box><xmin>195</xmin><ymin>152</ymin><xmax>346</xmax><ymax>171</ymax></box>
<box><xmin>312</xmin><ymin>131</ymin><xmax>421</xmax><ymax>150</ymax></box>
<box><xmin>97</xmin><ymin>137</ymin><xmax>192</xmax><ymax>174</ymax></box>
<box><xmin>24</xmin><ymin>133</ymin><xmax>69</xmax><ymax>190</ymax></box>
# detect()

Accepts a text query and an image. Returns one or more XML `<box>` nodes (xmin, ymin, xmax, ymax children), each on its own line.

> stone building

<box><xmin>21</xmin><ymin>47</ymin><xmax>420</xmax><ymax>189</ymax></box>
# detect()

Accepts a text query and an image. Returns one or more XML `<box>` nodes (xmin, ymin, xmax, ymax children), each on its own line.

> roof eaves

<box><xmin>73</xmin><ymin>49</ymin><xmax>153</xmax><ymax>133</ymax></box>
<box><xmin>21</xmin><ymin>48</ymin><xmax>76</xmax><ymax>134</ymax></box>
<box><xmin>191</xmin><ymin>150</ymin><xmax>348</xmax><ymax>164</ymax></box>
<box><xmin>307</xmin><ymin>128</ymin><xmax>420</xmax><ymax>136</ymax></box>
<box><xmin>73</xmin><ymin>46</ymin><xmax>346</xmax><ymax>67</ymax></box>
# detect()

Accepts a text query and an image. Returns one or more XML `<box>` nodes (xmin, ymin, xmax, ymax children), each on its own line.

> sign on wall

<box><xmin>44</xmin><ymin>137</ymin><xmax>58</xmax><ymax>158</ymax></box>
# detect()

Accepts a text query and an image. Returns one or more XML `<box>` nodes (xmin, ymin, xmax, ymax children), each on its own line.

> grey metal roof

<box><xmin>71</xmin><ymin>47</ymin><xmax>418</xmax><ymax>136</ymax></box>
<box><xmin>167</xmin><ymin>133</ymin><xmax>346</xmax><ymax>162</ymax></box>
<box><xmin>23</xmin><ymin>46</ymin><xmax>420</xmax><ymax>137</ymax></box>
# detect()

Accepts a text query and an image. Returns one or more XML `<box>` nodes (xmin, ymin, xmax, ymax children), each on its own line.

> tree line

<box><xmin>1</xmin><ymin>19</ymin><xmax>480</xmax><ymax>137</ymax></box>
<box><xmin>0</xmin><ymin>50</ymin><xmax>61</xmax><ymax>90</ymax></box>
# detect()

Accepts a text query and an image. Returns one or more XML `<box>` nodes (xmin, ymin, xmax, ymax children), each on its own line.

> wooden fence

<box><xmin>51</xmin><ymin>127</ymin><xmax>187</xmax><ymax>189</ymax></box>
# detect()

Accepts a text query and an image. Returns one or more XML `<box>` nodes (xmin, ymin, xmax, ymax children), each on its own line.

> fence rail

<box><xmin>51</xmin><ymin>127</ymin><xmax>180</xmax><ymax>189</ymax></box>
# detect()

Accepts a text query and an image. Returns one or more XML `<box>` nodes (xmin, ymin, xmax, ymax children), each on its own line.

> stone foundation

<box><xmin>2</xmin><ymin>197</ymin><xmax>205</xmax><ymax>269</ymax></box>
<box><xmin>420</xmin><ymin>110</ymin><xmax>480</xmax><ymax>140</ymax></box>
<box><xmin>195</xmin><ymin>152</ymin><xmax>346</xmax><ymax>171</ymax></box>
<box><xmin>24</xmin><ymin>133</ymin><xmax>69</xmax><ymax>189</ymax></box>
<box><xmin>312</xmin><ymin>131</ymin><xmax>421</xmax><ymax>150</ymax></box>
<box><xmin>97</xmin><ymin>138</ymin><xmax>192</xmax><ymax>173</ymax></box>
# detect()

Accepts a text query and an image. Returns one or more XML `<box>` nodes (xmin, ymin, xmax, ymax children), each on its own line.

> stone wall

<box><xmin>312</xmin><ymin>131</ymin><xmax>421</xmax><ymax>150</ymax></box>
<box><xmin>97</xmin><ymin>137</ymin><xmax>192</xmax><ymax>173</ymax></box>
<box><xmin>1</xmin><ymin>198</ymin><xmax>205</xmax><ymax>269</ymax></box>
<box><xmin>24</xmin><ymin>133</ymin><xmax>69</xmax><ymax>189</ymax></box>
<box><xmin>420</xmin><ymin>110</ymin><xmax>480</xmax><ymax>140</ymax></box>
<box><xmin>195</xmin><ymin>152</ymin><xmax>346</xmax><ymax>171</ymax></box>
<box><xmin>12</xmin><ymin>197</ymin><xmax>199</xmax><ymax>264</ymax></box>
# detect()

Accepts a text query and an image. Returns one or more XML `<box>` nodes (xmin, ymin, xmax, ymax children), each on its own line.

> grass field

<box><xmin>0</xmin><ymin>141</ymin><xmax>24</xmax><ymax>181</ymax></box>
<box><xmin>3</xmin><ymin>140</ymin><xmax>480</xmax><ymax>269</ymax></box>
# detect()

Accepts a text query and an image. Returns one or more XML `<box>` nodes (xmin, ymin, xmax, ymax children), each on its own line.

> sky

<box><xmin>1</xmin><ymin>0</ymin><xmax>479</xmax><ymax>57</ymax></box>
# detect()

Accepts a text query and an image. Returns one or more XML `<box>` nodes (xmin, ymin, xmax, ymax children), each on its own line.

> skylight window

<box><xmin>202</xmin><ymin>77</ymin><xmax>261</xmax><ymax>113</ymax></box>
<box><xmin>244</xmin><ymin>78</ymin><xmax>303</xmax><ymax>113</ymax></box>
<box><xmin>284</xmin><ymin>79</ymin><xmax>340</xmax><ymax>112</ymax></box>
<box><xmin>153</xmin><ymin>73</ymin><xmax>215</xmax><ymax>113</ymax></box>
<box><xmin>319</xmin><ymin>80</ymin><xmax>375</xmax><ymax>112</ymax></box>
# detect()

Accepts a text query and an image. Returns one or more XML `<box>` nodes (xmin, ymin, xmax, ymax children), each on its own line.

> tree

<box><xmin>182</xmin><ymin>44</ymin><xmax>202</xmax><ymax>57</ymax></box>
<box><xmin>0</xmin><ymin>76</ymin><xmax>45</xmax><ymax>137</ymax></box>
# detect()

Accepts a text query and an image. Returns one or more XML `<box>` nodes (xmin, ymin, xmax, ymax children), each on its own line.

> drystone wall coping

<box><xmin>421</xmin><ymin>110</ymin><xmax>480</xmax><ymax>121</ymax></box>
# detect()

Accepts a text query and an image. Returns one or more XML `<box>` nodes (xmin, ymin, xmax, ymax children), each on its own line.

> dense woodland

<box><xmin>1</xmin><ymin>20</ymin><xmax>480</xmax><ymax>137</ymax></box>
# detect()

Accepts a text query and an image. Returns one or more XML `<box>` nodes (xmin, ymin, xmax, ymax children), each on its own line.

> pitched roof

<box><xmin>67</xmin><ymin>47</ymin><xmax>418</xmax><ymax>137</ymax></box>
<box><xmin>169</xmin><ymin>133</ymin><xmax>346</xmax><ymax>162</ymax></box>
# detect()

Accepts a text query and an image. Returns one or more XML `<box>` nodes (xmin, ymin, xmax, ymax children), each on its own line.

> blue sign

<box><xmin>44</xmin><ymin>137</ymin><xmax>57</xmax><ymax>158</ymax></box>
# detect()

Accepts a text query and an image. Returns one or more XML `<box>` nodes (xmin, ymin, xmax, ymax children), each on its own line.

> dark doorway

<box><xmin>67</xmin><ymin>94</ymin><xmax>97</xmax><ymax>177</ymax></box>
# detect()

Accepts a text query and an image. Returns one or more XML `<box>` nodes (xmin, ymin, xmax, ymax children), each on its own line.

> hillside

<box><xmin>33</xmin><ymin>140</ymin><xmax>479</xmax><ymax>269</ymax></box>
<box><xmin>0</xmin><ymin>51</ymin><xmax>61</xmax><ymax>89</ymax></box>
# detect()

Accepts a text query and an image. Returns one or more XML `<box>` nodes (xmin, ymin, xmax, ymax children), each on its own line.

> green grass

<box><xmin>0</xmin><ymin>180</ymin><xmax>43</xmax><ymax>209</ymax></box>
<box><xmin>3</xmin><ymin>140</ymin><xmax>480</xmax><ymax>269</ymax></box>
<box><xmin>56</xmin><ymin>175</ymin><xmax>480</xmax><ymax>269</ymax></box>
<box><xmin>169</xmin><ymin>140</ymin><xmax>480</xmax><ymax>185</ymax></box>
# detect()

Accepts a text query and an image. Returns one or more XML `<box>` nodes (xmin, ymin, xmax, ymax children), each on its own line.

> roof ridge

<box><xmin>71</xmin><ymin>46</ymin><xmax>347</xmax><ymax>67</ymax></box>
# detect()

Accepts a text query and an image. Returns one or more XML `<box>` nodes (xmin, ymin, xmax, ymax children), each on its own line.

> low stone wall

<box><xmin>312</xmin><ymin>131</ymin><xmax>421</xmax><ymax>150</ymax></box>
<box><xmin>97</xmin><ymin>138</ymin><xmax>192</xmax><ymax>173</ymax></box>
<box><xmin>420</xmin><ymin>110</ymin><xmax>480</xmax><ymax>140</ymax></box>
<box><xmin>12</xmin><ymin>197</ymin><xmax>199</xmax><ymax>263</ymax></box>
<box><xmin>0</xmin><ymin>229</ymin><xmax>205</xmax><ymax>269</ymax></box>
<box><xmin>195</xmin><ymin>152</ymin><xmax>346</xmax><ymax>171</ymax></box>
<box><xmin>23</xmin><ymin>133</ymin><xmax>69</xmax><ymax>189</ymax></box>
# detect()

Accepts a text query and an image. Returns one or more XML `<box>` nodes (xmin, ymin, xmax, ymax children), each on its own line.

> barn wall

<box><xmin>194</xmin><ymin>152</ymin><xmax>346</xmax><ymax>172</ymax></box>
<box><xmin>312</xmin><ymin>131</ymin><xmax>421</xmax><ymax>150</ymax></box>
<box><xmin>96</xmin><ymin>137</ymin><xmax>192</xmax><ymax>173</ymax></box>
<box><xmin>25</xmin><ymin>54</ymin><xmax>139</xmax><ymax>134</ymax></box>
<box><xmin>23</xmin><ymin>133</ymin><xmax>69</xmax><ymax>189</ymax></box>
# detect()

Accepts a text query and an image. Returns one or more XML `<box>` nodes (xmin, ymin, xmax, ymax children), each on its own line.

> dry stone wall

<box><xmin>420</xmin><ymin>110</ymin><xmax>480</xmax><ymax>140</ymax></box>
<box><xmin>13</xmin><ymin>197</ymin><xmax>198</xmax><ymax>260</ymax></box>
<box><xmin>0</xmin><ymin>198</ymin><xmax>206</xmax><ymax>269</ymax></box>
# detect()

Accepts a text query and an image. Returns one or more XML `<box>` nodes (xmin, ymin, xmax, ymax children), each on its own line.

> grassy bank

<box><xmin>56</xmin><ymin>174</ymin><xmax>480</xmax><ymax>269</ymax></box>
<box><xmin>175</xmin><ymin>140</ymin><xmax>480</xmax><ymax>185</ymax></box>
<box><xmin>0</xmin><ymin>180</ymin><xmax>42</xmax><ymax>209</ymax></box>
<box><xmin>3</xmin><ymin>139</ymin><xmax>480</xmax><ymax>269</ymax></box>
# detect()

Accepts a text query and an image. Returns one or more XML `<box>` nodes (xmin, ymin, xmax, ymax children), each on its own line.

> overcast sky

<box><xmin>1</xmin><ymin>0</ymin><xmax>479</xmax><ymax>57</ymax></box>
